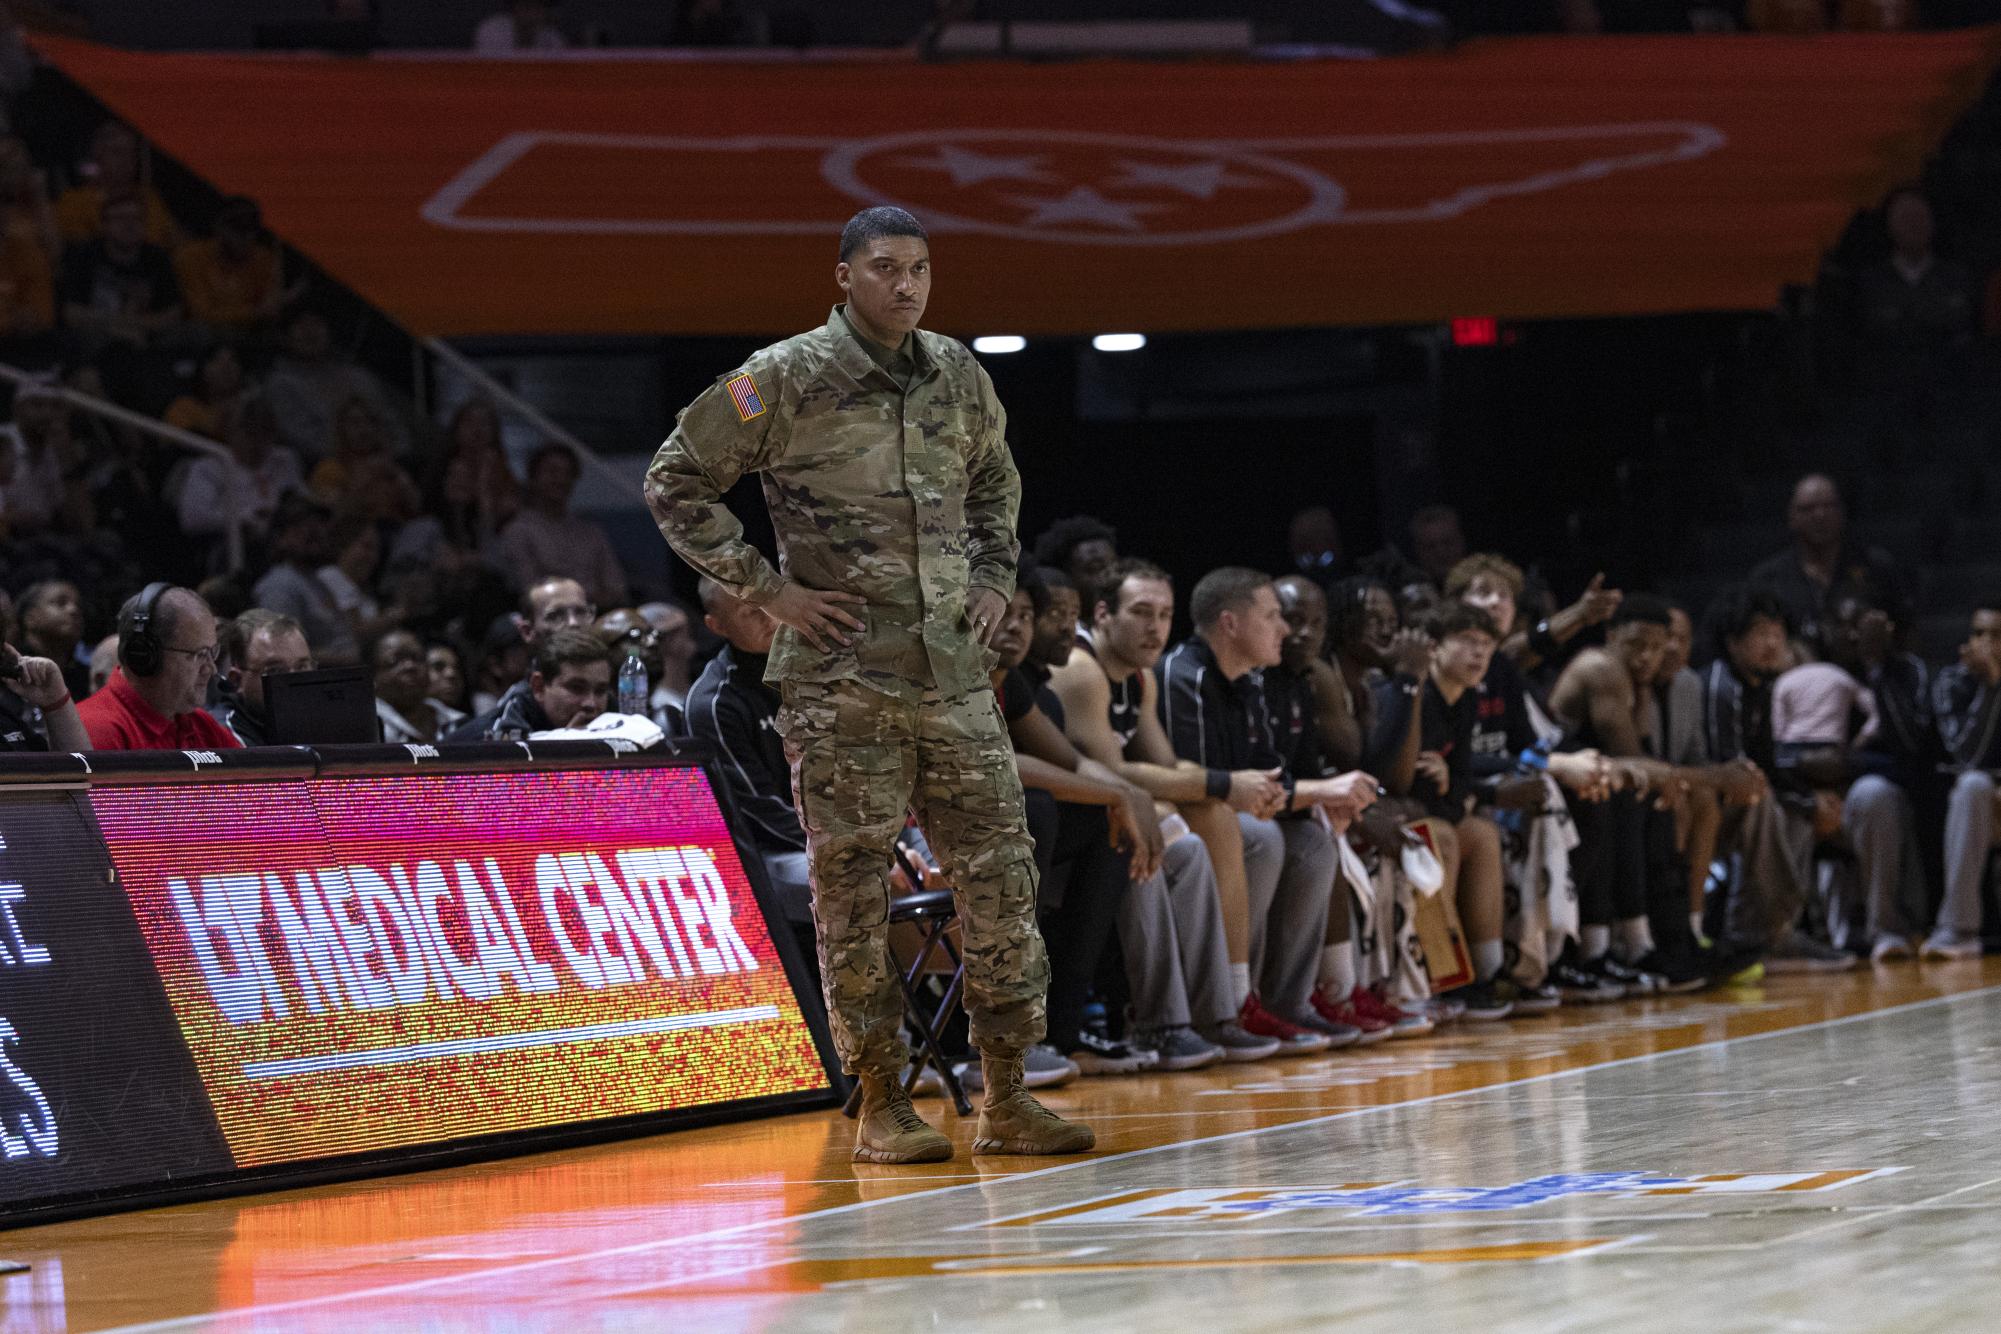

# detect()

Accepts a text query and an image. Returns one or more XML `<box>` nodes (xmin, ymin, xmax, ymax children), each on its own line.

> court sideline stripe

<box><xmin>99</xmin><ymin>982</ymin><xmax>2001</xmax><ymax>1332</ymax></box>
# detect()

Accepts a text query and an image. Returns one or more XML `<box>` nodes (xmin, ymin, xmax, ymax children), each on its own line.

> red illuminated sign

<box><xmin>1449</xmin><ymin>317</ymin><xmax>1499</xmax><ymax>347</ymax></box>
<box><xmin>90</xmin><ymin>767</ymin><xmax>826</xmax><ymax>1168</ymax></box>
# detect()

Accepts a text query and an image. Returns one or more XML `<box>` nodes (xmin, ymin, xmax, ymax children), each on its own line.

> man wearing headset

<box><xmin>76</xmin><ymin>583</ymin><xmax>242</xmax><ymax>751</ymax></box>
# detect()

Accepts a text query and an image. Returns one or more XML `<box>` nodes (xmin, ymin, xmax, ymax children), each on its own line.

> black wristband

<box><xmin>1205</xmin><ymin>768</ymin><xmax>1231</xmax><ymax>801</ymax></box>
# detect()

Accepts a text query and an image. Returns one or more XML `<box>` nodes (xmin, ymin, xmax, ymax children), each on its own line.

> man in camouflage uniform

<box><xmin>645</xmin><ymin>206</ymin><xmax>1093</xmax><ymax>1163</ymax></box>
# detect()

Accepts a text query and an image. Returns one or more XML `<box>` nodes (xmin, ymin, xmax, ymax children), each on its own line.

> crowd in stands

<box><xmin>469</xmin><ymin>1</ymin><xmax>795</xmax><ymax>50</ymax></box>
<box><xmin>0</xmin><ymin>45</ymin><xmax>665</xmax><ymax>760</ymax></box>
<box><xmin>345</xmin><ymin>0</ymin><xmax>1990</xmax><ymax>55</ymax></box>
<box><xmin>1439</xmin><ymin>0</ymin><xmax>1949</xmax><ymax>34</ymax></box>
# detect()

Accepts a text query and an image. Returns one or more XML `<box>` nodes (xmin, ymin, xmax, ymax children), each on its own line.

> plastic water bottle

<box><xmin>617</xmin><ymin>655</ymin><xmax>648</xmax><ymax>718</ymax></box>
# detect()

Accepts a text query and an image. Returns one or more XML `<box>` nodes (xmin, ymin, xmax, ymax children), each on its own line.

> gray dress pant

<box><xmin>1239</xmin><ymin>813</ymin><xmax>1335</xmax><ymax>1016</ymax></box>
<box><xmin>1940</xmin><ymin>770</ymin><xmax>1997</xmax><ymax>937</ymax></box>
<box><xmin>1842</xmin><ymin>775</ymin><xmax>1927</xmax><ymax>942</ymax></box>
<box><xmin>1119</xmin><ymin>833</ymin><xmax>1236</xmax><ymax>1031</ymax></box>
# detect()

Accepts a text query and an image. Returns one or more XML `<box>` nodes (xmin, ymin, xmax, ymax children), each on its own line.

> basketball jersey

<box><xmin>1107</xmin><ymin>672</ymin><xmax>1143</xmax><ymax>749</ymax></box>
<box><xmin>1076</xmin><ymin>630</ymin><xmax>1143</xmax><ymax>751</ymax></box>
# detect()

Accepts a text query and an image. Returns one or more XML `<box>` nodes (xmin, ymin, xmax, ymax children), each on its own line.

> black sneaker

<box><xmin>1631</xmin><ymin>948</ymin><xmax>1709</xmax><ymax>995</ymax></box>
<box><xmin>1064</xmin><ymin>1028</ymin><xmax>1151</xmax><ymax>1076</ymax></box>
<box><xmin>1588</xmin><ymin>954</ymin><xmax>1665</xmax><ymax>996</ymax></box>
<box><xmin>1701</xmin><ymin>940</ymin><xmax>1766</xmax><ymax>984</ymax></box>
<box><xmin>1493</xmin><ymin>976</ymin><xmax>1561</xmax><ymax>1014</ymax></box>
<box><xmin>1548</xmin><ymin>959</ymin><xmax>1624</xmax><ymax>1004</ymax></box>
<box><xmin>1440</xmin><ymin>978</ymin><xmax>1514</xmax><ymax>1022</ymax></box>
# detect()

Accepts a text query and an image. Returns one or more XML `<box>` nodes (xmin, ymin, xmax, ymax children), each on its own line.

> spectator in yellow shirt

<box><xmin>53</xmin><ymin>122</ymin><xmax>178</xmax><ymax>248</ymax></box>
<box><xmin>0</xmin><ymin>230</ymin><xmax>53</xmax><ymax>336</ymax></box>
<box><xmin>308</xmin><ymin>393</ymin><xmax>394</xmax><ymax>500</ymax></box>
<box><xmin>164</xmin><ymin>342</ymin><xmax>250</xmax><ymax>441</ymax></box>
<box><xmin>176</xmin><ymin>196</ymin><xmax>286</xmax><ymax>333</ymax></box>
<box><xmin>0</xmin><ymin>135</ymin><xmax>57</xmax><ymax>259</ymax></box>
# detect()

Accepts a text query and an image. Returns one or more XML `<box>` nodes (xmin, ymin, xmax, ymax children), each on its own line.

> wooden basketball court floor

<box><xmin>11</xmin><ymin>961</ymin><xmax>2001</xmax><ymax>1332</ymax></box>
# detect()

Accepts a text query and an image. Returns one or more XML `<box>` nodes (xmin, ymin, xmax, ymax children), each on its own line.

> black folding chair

<box><xmin>841</xmin><ymin>887</ymin><xmax>973</xmax><ymax>1118</ymax></box>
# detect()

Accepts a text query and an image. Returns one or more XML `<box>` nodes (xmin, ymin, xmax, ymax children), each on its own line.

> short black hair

<box><xmin>15</xmin><ymin>579</ymin><xmax>75</xmax><ymax>624</ymax></box>
<box><xmin>1017</xmin><ymin>561</ymin><xmax>1048</xmax><ymax>618</ymax></box>
<box><xmin>526</xmin><ymin>441</ymin><xmax>580</xmax><ymax>479</ymax></box>
<box><xmin>1611</xmin><ymin>593</ymin><xmax>1673</xmax><ymax>629</ymax></box>
<box><xmin>1703</xmin><ymin>583</ymin><xmax>1792</xmax><ymax>661</ymax></box>
<box><xmin>1423</xmin><ymin>603</ymin><xmax>1499</xmax><ymax>643</ymax></box>
<box><xmin>839</xmin><ymin>206</ymin><xmax>928</xmax><ymax>262</ymax></box>
<box><xmin>1191</xmin><ymin>567</ymin><xmax>1274</xmax><ymax>631</ymax></box>
<box><xmin>1717</xmin><ymin>584</ymin><xmax>1790</xmax><ymax>640</ymax></box>
<box><xmin>1020</xmin><ymin>563</ymin><xmax>1076</xmax><ymax>621</ymax></box>
<box><xmin>1097</xmin><ymin>557</ymin><xmax>1172</xmax><ymax>616</ymax></box>
<box><xmin>1031</xmin><ymin>515</ymin><xmax>1118</xmax><ymax>573</ymax></box>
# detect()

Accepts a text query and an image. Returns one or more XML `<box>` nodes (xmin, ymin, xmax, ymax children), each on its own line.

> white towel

<box><xmin>1500</xmin><ymin>773</ymin><xmax>1580</xmax><ymax>985</ymax></box>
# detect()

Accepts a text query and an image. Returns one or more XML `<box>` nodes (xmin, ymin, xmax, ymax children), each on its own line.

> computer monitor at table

<box><xmin>263</xmin><ymin>666</ymin><xmax>379</xmax><ymax>746</ymax></box>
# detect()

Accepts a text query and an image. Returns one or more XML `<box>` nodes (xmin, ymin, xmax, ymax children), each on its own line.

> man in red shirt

<box><xmin>78</xmin><ymin>584</ymin><xmax>242</xmax><ymax>751</ymax></box>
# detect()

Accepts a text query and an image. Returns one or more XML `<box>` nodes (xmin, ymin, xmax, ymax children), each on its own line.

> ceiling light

<box><xmin>1091</xmin><ymin>333</ymin><xmax>1146</xmax><ymax>353</ymax></box>
<box><xmin>972</xmin><ymin>335</ymin><xmax>1027</xmax><ymax>354</ymax></box>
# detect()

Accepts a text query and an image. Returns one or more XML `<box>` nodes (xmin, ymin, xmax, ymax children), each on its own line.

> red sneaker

<box><xmin>1238</xmin><ymin>994</ymin><xmax>1333</xmax><ymax>1055</ymax></box>
<box><xmin>1350</xmin><ymin>985</ymin><xmax>1434</xmax><ymax>1039</ymax></box>
<box><xmin>1311</xmin><ymin>987</ymin><xmax>1394</xmax><ymax>1044</ymax></box>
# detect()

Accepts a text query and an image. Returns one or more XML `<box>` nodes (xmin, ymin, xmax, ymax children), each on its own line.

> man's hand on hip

<box><xmin>765</xmin><ymin>580</ymin><xmax>866</xmax><ymax>652</ymax></box>
<box><xmin>965</xmin><ymin>587</ymin><xmax>1008</xmax><ymax>648</ymax></box>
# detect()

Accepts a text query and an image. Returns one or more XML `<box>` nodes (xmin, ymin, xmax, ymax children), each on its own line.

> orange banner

<box><xmin>34</xmin><ymin>32</ymin><xmax>2000</xmax><ymax>337</ymax></box>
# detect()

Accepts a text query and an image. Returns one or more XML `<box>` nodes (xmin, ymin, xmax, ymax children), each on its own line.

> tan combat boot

<box><xmin>852</xmin><ymin>1075</ymin><xmax>954</xmax><ymax>1164</ymax></box>
<box><xmin>971</xmin><ymin>1051</ymin><xmax>1096</xmax><ymax>1155</ymax></box>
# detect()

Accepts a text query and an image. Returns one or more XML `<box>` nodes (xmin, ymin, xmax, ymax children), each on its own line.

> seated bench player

<box><xmin>1052</xmin><ymin>559</ymin><xmax>1342</xmax><ymax>1054</ymax></box>
<box><xmin>1159</xmin><ymin>568</ymin><xmax>1382</xmax><ymax>1042</ymax></box>
<box><xmin>997</xmin><ymin>571</ymin><xmax>1273</xmax><ymax>1068</ymax></box>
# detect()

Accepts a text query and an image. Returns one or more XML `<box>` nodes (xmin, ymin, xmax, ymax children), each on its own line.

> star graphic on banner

<box><xmin>900</xmin><ymin>144</ymin><xmax>1056</xmax><ymax>187</ymax></box>
<box><xmin>1005</xmin><ymin>186</ymin><xmax>1169</xmax><ymax>231</ymax></box>
<box><xmin>1103</xmin><ymin>157</ymin><xmax>1263</xmax><ymax>200</ymax></box>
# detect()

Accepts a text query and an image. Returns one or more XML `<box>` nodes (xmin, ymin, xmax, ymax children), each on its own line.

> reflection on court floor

<box><xmin>5</xmin><ymin>966</ymin><xmax>1998</xmax><ymax>1332</ymax></box>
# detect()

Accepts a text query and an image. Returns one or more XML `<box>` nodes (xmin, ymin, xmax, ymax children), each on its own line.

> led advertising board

<box><xmin>0</xmin><ymin>790</ymin><xmax>231</xmax><ymax>1208</ymax></box>
<box><xmin>0</xmin><ymin>758</ymin><xmax>833</xmax><ymax>1223</ymax></box>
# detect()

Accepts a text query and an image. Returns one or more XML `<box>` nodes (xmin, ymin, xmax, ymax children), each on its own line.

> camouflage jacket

<box><xmin>645</xmin><ymin>306</ymin><xmax>1020</xmax><ymax>702</ymax></box>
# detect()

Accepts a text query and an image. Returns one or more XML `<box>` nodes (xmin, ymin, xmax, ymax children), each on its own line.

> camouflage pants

<box><xmin>778</xmin><ymin>679</ymin><xmax>1047</xmax><ymax>1080</ymax></box>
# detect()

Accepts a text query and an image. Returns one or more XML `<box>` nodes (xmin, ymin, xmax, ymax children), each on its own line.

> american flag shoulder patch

<box><xmin>724</xmin><ymin>371</ymin><xmax>767</xmax><ymax>422</ymax></box>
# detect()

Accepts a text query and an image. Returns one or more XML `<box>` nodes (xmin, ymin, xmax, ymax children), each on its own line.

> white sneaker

<box><xmin>1921</xmin><ymin>931</ymin><xmax>1983</xmax><ymax>961</ymax></box>
<box><xmin>1869</xmin><ymin>935</ymin><xmax>1914</xmax><ymax>964</ymax></box>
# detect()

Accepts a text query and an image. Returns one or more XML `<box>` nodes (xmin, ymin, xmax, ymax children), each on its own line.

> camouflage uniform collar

<box><xmin>828</xmin><ymin>305</ymin><xmax>935</xmax><ymax>382</ymax></box>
